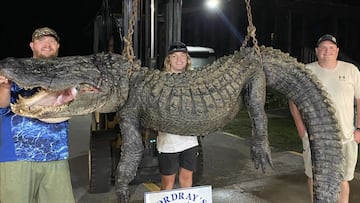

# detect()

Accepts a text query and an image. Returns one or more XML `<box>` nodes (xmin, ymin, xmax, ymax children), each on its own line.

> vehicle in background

<box><xmin>187</xmin><ymin>46</ymin><xmax>216</xmax><ymax>69</ymax></box>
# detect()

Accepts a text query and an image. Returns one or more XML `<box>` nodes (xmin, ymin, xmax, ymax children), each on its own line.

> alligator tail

<box><xmin>261</xmin><ymin>46</ymin><xmax>343</xmax><ymax>203</ymax></box>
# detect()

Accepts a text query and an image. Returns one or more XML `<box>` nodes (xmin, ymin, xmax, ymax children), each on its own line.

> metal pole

<box><xmin>173</xmin><ymin>0</ymin><xmax>182</xmax><ymax>42</ymax></box>
<box><xmin>151</xmin><ymin>0</ymin><xmax>155</xmax><ymax>59</ymax></box>
<box><xmin>165</xmin><ymin>0</ymin><xmax>182</xmax><ymax>49</ymax></box>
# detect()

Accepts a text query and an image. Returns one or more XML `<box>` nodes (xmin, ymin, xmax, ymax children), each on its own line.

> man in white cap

<box><xmin>289</xmin><ymin>34</ymin><xmax>360</xmax><ymax>203</ymax></box>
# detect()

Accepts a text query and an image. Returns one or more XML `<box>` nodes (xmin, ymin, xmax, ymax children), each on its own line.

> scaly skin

<box><xmin>0</xmin><ymin>46</ymin><xmax>342</xmax><ymax>203</ymax></box>
<box><xmin>261</xmin><ymin>47</ymin><xmax>343</xmax><ymax>202</ymax></box>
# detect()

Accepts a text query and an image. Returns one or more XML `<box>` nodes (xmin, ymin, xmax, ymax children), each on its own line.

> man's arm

<box><xmin>288</xmin><ymin>100</ymin><xmax>307</xmax><ymax>138</ymax></box>
<box><xmin>0</xmin><ymin>75</ymin><xmax>11</xmax><ymax>108</ymax></box>
<box><xmin>354</xmin><ymin>98</ymin><xmax>360</xmax><ymax>143</ymax></box>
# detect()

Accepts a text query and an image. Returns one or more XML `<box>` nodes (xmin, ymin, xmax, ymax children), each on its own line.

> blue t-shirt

<box><xmin>0</xmin><ymin>83</ymin><xmax>69</xmax><ymax>162</ymax></box>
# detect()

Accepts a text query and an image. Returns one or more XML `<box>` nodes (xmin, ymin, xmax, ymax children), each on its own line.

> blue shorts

<box><xmin>158</xmin><ymin>146</ymin><xmax>199</xmax><ymax>175</ymax></box>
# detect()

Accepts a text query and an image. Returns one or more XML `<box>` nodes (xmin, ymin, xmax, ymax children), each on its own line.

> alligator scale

<box><xmin>0</xmin><ymin>46</ymin><xmax>343</xmax><ymax>203</ymax></box>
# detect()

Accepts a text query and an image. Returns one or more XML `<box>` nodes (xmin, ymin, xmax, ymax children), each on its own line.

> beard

<box><xmin>33</xmin><ymin>50</ymin><xmax>59</xmax><ymax>59</ymax></box>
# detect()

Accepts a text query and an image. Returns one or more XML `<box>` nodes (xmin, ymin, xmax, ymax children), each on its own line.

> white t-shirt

<box><xmin>157</xmin><ymin>132</ymin><xmax>199</xmax><ymax>153</ymax></box>
<box><xmin>306</xmin><ymin>61</ymin><xmax>360</xmax><ymax>142</ymax></box>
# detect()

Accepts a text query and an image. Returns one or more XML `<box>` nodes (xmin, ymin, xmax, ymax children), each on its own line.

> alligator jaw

<box><xmin>10</xmin><ymin>84</ymin><xmax>99</xmax><ymax>122</ymax></box>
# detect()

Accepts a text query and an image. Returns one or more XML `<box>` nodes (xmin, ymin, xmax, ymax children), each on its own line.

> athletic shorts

<box><xmin>158</xmin><ymin>146</ymin><xmax>199</xmax><ymax>175</ymax></box>
<box><xmin>0</xmin><ymin>160</ymin><xmax>75</xmax><ymax>203</ymax></box>
<box><xmin>302</xmin><ymin>132</ymin><xmax>358</xmax><ymax>181</ymax></box>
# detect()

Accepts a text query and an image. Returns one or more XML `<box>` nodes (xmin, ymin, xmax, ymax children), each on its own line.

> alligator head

<box><xmin>0</xmin><ymin>53</ymin><xmax>133</xmax><ymax>122</ymax></box>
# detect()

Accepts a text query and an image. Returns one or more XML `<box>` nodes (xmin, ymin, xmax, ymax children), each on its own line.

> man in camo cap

<box><xmin>0</xmin><ymin>27</ymin><xmax>75</xmax><ymax>203</ymax></box>
<box><xmin>30</xmin><ymin>27</ymin><xmax>60</xmax><ymax>59</ymax></box>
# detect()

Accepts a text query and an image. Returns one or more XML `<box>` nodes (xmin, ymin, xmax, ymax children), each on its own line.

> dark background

<box><xmin>1</xmin><ymin>0</ymin><xmax>360</xmax><ymax>65</ymax></box>
<box><xmin>182</xmin><ymin>0</ymin><xmax>360</xmax><ymax>64</ymax></box>
<box><xmin>0</xmin><ymin>0</ymin><xmax>102</xmax><ymax>58</ymax></box>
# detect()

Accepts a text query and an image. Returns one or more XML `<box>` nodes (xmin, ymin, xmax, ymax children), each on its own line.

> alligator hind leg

<box><xmin>243</xmin><ymin>70</ymin><xmax>273</xmax><ymax>172</ymax></box>
<box><xmin>115</xmin><ymin>109</ymin><xmax>144</xmax><ymax>203</ymax></box>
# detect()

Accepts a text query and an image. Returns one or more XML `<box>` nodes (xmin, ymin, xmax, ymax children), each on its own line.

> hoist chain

<box><xmin>241</xmin><ymin>0</ymin><xmax>262</xmax><ymax>63</ymax></box>
<box><xmin>122</xmin><ymin>0</ymin><xmax>139</xmax><ymax>78</ymax></box>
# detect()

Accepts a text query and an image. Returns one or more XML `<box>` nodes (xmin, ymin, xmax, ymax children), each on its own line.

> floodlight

<box><xmin>205</xmin><ymin>0</ymin><xmax>220</xmax><ymax>10</ymax></box>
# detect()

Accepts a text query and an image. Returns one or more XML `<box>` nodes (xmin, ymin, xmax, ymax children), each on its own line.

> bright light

<box><xmin>206</xmin><ymin>0</ymin><xmax>220</xmax><ymax>10</ymax></box>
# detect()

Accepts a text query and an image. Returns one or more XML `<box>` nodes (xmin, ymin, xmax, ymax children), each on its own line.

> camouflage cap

<box><xmin>316</xmin><ymin>34</ymin><xmax>337</xmax><ymax>47</ymax></box>
<box><xmin>32</xmin><ymin>27</ymin><xmax>60</xmax><ymax>42</ymax></box>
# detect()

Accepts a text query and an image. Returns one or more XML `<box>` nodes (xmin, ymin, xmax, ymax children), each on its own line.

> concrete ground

<box><xmin>69</xmin><ymin>131</ymin><xmax>360</xmax><ymax>203</ymax></box>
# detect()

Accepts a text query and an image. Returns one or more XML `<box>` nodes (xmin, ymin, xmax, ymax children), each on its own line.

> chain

<box><xmin>122</xmin><ymin>0</ymin><xmax>139</xmax><ymax>77</ymax></box>
<box><xmin>241</xmin><ymin>0</ymin><xmax>262</xmax><ymax>62</ymax></box>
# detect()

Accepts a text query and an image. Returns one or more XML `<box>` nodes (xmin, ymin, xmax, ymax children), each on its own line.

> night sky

<box><xmin>0</xmin><ymin>0</ymin><xmax>103</xmax><ymax>58</ymax></box>
<box><xmin>1</xmin><ymin>0</ymin><xmax>360</xmax><ymax>61</ymax></box>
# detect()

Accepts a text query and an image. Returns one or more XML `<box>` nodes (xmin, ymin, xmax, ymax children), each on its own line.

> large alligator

<box><xmin>0</xmin><ymin>46</ymin><xmax>343</xmax><ymax>203</ymax></box>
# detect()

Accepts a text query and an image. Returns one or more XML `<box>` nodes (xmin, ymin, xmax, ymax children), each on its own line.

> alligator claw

<box><xmin>250</xmin><ymin>141</ymin><xmax>273</xmax><ymax>173</ymax></box>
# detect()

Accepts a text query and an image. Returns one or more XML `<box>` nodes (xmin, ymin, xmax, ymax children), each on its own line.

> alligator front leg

<box><xmin>115</xmin><ymin>108</ymin><xmax>144</xmax><ymax>203</ymax></box>
<box><xmin>243</xmin><ymin>70</ymin><xmax>273</xmax><ymax>172</ymax></box>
